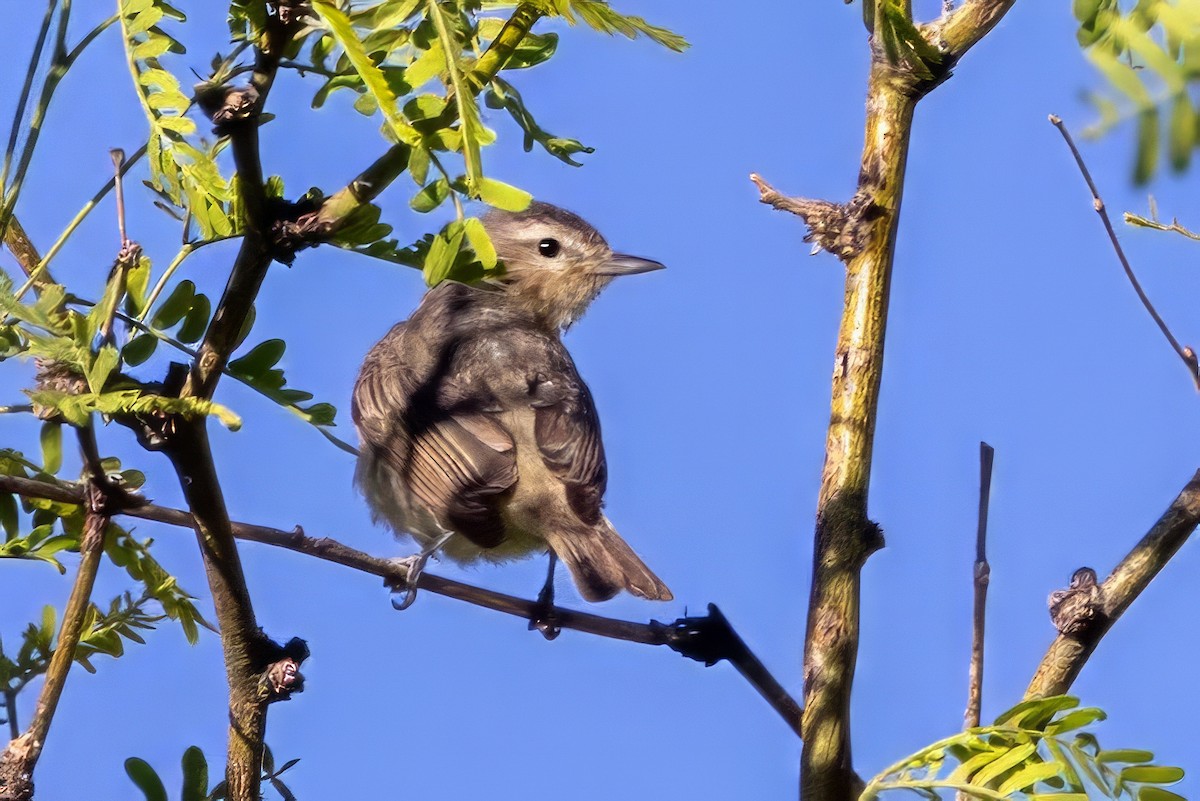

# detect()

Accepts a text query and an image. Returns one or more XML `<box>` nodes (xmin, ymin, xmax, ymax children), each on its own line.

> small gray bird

<box><xmin>352</xmin><ymin>202</ymin><xmax>672</xmax><ymax>606</ymax></box>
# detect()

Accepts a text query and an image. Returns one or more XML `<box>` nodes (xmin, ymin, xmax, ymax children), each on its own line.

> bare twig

<box><xmin>964</xmin><ymin>442</ymin><xmax>994</xmax><ymax>730</ymax></box>
<box><xmin>110</xmin><ymin>149</ymin><xmax>127</xmax><ymax>246</ymax></box>
<box><xmin>749</xmin><ymin>173</ymin><xmax>851</xmax><ymax>258</ymax></box>
<box><xmin>1026</xmin><ymin>469</ymin><xmax>1200</xmax><ymax>698</ymax></box>
<box><xmin>99</xmin><ymin>149</ymin><xmax>138</xmax><ymax>345</ymax></box>
<box><xmin>1049</xmin><ymin>114</ymin><xmax>1200</xmax><ymax>391</ymax></box>
<box><xmin>0</xmin><ymin>472</ymin><xmax>803</xmax><ymax>738</ymax></box>
<box><xmin>0</xmin><ymin>477</ymin><xmax>109</xmax><ymax>801</ymax></box>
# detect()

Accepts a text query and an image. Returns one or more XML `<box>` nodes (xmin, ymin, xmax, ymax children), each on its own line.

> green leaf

<box><xmin>180</xmin><ymin>746</ymin><xmax>208</xmax><ymax>801</ymax></box>
<box><xmin>948</xmin><ymin>748</ymin><xmax>1005</xmax><ymax>784</ymax></box>
<box><xmin>151</xmin><ymin>280</ymin><xmax>195</xmax><ymax>329</ymax></box>
<box><xmin>1120</xmin><ymin>766</ymin><xmax>1184</xmax><ymax>784</ymax></box>
<box><xmin>125</xmin><ymin>757</ymin><xmax>168</xmax><ymax>801</ymax></box>
<box><xmin>87</xmin><ymin>345</ymin><xmax>120</xmax><ymax>394</ymax></box>
<box><xmin>40</xmin><ymin>423</ymin><xmax>62</xmax><ymax>474</ymax></box>
<box><xmin>176</xmin><ymin>293</ymin><xmax>211</xmax><ymax>344</ymax></box>
<box><xmin>1098</xmin><ymin>749</ymin><xmax>1155</xmax><ymax>765</ymax></box>
<box><xmin>0</xmin><ymin>493</ymin><xmax>17</xmax><ymax>539</ymax></box>
<box><xmin>423</xmin><ymin>224</ymin><xmax>465</xmax><ymax>287</ymax></box>
<box><xmin>998</xmin><ymin>761</ymin><xmax>1065</xmax><ymax>796</ymax></box>
<box><xmin>406</xmin><ymin>39</ymin><xmax>446</xmax><ymax>88</ymax></box>
<box><xmin>994</xmin><ymin>696</ymin><xmax>1079</xmax><ymax>729</ymax></box>
<box><xmin>561</xmin><ymin>0</ymin><xmax>689</xmax><ymax>52</ymax></box>
<box><xmin>122</xmin><ymin>334</ymin><xmax>158</xmax><ymax>367</ymax></box>
<box><xmin>125</xmin><ymin>256</ymin><xmax>152</xmax><ymax>315</ymax></box>
<box><xmin>972</xmin><ymin>742</ymin><xmax>1038</xmax><ymax>787</ymax></box>
<box><xmin>1139</xmin><ymin>788</ymin><xmax>1187</xmax><ymax>801</ymax></box>
<box><xmin>1046</xmin><ymin>707</ymin><xmax>1107</xmax><ymax>734</ymax></box>
<box><xmin>1168</xmin><ymin>93</ymin><xmax>1194</xmax><ymax>173</ymax></box>
<box><xmin>463</xmin><ymin>217</ymin><xmax>497</xmax><ymax>269</ymax></box>
<box><xmin>229</xmin><ymin>339</ymin><xmax>286</xmax><ymax>378</ymax></box>
<box><xmin>410</xmin><ymin>178</ymin><xmax>451</xmax><ymax>212</ymax></box>
<box><xmin>309</xmin><ymin>0</ymin><xmax>422</xmax><ymax>146</ymax></box>
<box><xmin>476</xmin><ymin>177</ymin><xmax>532</xmax><ymax>211</ymax></box>
<box><xmin>1134</xmin><ymin>107</ymin><xmax>1160</xmax><ymax>184</ymax></box>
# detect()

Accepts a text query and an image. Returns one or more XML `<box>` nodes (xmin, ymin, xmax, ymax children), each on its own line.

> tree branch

<box><xmin>0</xmin><ymin>473</ymin><xmax>802</xmax><ymax>738</ymax></box>
<box><xmin>168</xmin><ymin>15</ymin><xmax>299</xmax><ymax>801</ymax></box>
<box><xmin>797</xmin><ymin>59</ymin><xmax>915</xmax><ymax>801</ymax></box>
<box><xmin>964</xmin><ymin>442</ymin><xmax>994</xmax><ymax>730</ymax></box>
<box><xmin>1025</xmin><ymin>469</ymin><xmax>1200</xmax><ymax>698</ymax></box>
<box><xmin>1049</xmin><ymin>115</ymin><xmax>1200</xmax><ymax>391</ymax></box>
<box><xmin>0</xmin><ymin>481</ymin><xmax>108</xmax><ymax>801</ymax></box>
<box><xmin>270</xmin><ymin>2</ymin><xmax>545</xmax><ymax>257</ymax></box>
<box><xmin>926</xmin><ymin>0</ymin><xmax>1019</xmax><ymax>59</ymax></box>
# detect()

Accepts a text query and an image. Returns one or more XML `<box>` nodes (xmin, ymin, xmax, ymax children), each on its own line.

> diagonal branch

<box><xmin>1049</xmin><ymin>115</ymin><xmax>1200</xmax><ymax>391</ymax></box>
<box><xmin>270</xmin><ymin>2</ymin><xmax>545</xmax><ymax>258</ymax></box>
<box><xmin>926</xmin><ymin>0</ymin><xmax>1019</xmax><ymax>59</ymax></box>
<box><xmin>1025</xmin><ymin>469</ymin><xmax>1200</xmax><ymax>698</ymax></box>
<box><xmin>0</xmin><ymin>438</ymin><xmax>110</xmax><ymax>801</ymax></box>
<box><xmin>0</xmin><ymin>472</ymin><xmax>802</xmax><ymax>738</ymax></box>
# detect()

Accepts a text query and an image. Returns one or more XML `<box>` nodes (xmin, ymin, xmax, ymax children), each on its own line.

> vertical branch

<box><xmin>167</xmin><ymin>424</ymin><xmax>269</xmax><ymax>801</ymax></box>
<box><xmin>964</xmin><ymin>442</ymin><xmax>994</xmax><ymax>729</ymax></box>
<box><xmin>164</xmin><ymin>13</ymin><xmax>298</xmax><ymax>801</ymax></box>
<box><xmin>0</xmin><ymin>487</ymin><xmax>108</xmax><ymax>801</ymax></box>
<box><xmin>2</xmin><ymin>693</ymin><xmax>16</xmax><ymax>742</ymax></box>
<box><xmin>800</xmin><ymin>64</ymin><xmax>916</xmax><ymax>801</ymax></box>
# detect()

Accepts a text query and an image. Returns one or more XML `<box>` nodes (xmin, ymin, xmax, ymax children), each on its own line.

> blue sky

<box><xmin>5</xmin><ymin>2</ymin><xmax>1200</xmax><ymax>799</ymax></box>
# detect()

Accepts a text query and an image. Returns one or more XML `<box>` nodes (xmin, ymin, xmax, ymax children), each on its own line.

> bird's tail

<box><xmin>543</xmin><ymin>518</ymin><xmax>672</xmax><ymax>603</ymax></box>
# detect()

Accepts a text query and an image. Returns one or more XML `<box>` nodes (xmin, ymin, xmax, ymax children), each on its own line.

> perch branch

<box><xmin>1026</xmin><ymin>469</ymin><xmax>1200</xmax><ymax>698</ymax></box>
<box><xmin>0</xmin><ymin>473</ymin><xmax>802</xmax><ymax>738</ymax></box>
<box><xmin>1049</xmin><ymin>114</ymin><xmax>1200</xmax><ymax>391</ymax></box>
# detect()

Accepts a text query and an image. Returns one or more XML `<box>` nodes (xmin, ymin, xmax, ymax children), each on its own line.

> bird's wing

<box><xmin>532</xmin><ymin>369</ymin><xmax>608</xmax><ymax>526</ymax></box>
<box><xmin>353</xmin><ymin>346</ymin><xmax>518</xmax><ymax>548</ymax></box>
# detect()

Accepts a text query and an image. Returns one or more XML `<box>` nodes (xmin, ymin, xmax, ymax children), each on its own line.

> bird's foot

<box><xmin>528</xmin><ymin>575</ymin><xmax>562</xmax><ymax>641</ymax></box>
<box><xmin>386</xmin><ymin>553</ymin><xmax>428</xmax><ymax>611</ymax></box>
<box><xmin>385</xmin><ymin>532</ymin><xmax>454</xmax><ymax>611</ymax></box>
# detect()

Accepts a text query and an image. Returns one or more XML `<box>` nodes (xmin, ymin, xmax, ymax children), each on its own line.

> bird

<box><xmin>352</xmin><ymin>201</ymin><xmax>673</xmax><ymax>609</ymax></box>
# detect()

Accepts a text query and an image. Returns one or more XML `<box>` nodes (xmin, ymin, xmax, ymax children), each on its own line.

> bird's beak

<box><xmin>594</xmin><ymin>253</ymin><xmax>666</xmax><ymax>276</ymax></box>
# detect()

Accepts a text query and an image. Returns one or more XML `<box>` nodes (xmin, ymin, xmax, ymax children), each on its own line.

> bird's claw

<box><xmin>387</xmin><ymin>554</ymin><xmax>427</xmax><ymax>611</ymax></box>
<box><xmin>528</xmin><ymin>581</ymin><xmax>561</xmax><ymax>640</ymax></box>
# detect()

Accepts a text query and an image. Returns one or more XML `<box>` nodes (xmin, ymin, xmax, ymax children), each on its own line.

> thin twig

<box><xmin>0</xmin><ymin>472</ymin><xmax>803</xmax><ymax>738</ymax></box>
<box><xmin>1026</xmin><ymin>469</ymin><xmax>1200</xmax><ymax>698</ymax></box>
<box><xmin>0</xmin><ymin>443</ymin><xmax>108</xmax><ymax>801</ymax></box>
<box><xmin>99</xmin><ymin>150</ymin><xmax>135</xmax><ymax>345</ymax></box>
<box><xmin>110</xmin><ymin>149</ymin><xmax>127</xmax><ymax>246</ymax></box>
<box><xmin>1</xmin><ymin>0</ymin><xmax>58</xmax><ymax>194</ymax></box>
<box><xmin>1049</xmin><ymin>114</ymin><xmax>1200</xmax><ymax>391</ymax></box>
<box><xmin>1123</xmin><ymin>211</ymin><xmax>1200</xmax><ymax>242</ymax></box>
<box><xmin>964</xmin><ymin>442</ymin><xmax>994</xmax><ymax>730</ymax></box>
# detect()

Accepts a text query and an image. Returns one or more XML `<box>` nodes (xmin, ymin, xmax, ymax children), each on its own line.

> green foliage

<box><xmin>861</xmin><ymin>696</ymin><xmax>1185</xmax><ymax>801</ymax></box>
<box><xmin>126</xmin><ymin>745</ymin><xmax>299</xmax><ymax>801</ymax></box>
<box><xmin>119</xmin><ymin>0</ymin><xmax>242</xmax><ymax>239</ymax></box>
<box><xmin>277</xmin><ymin>0</ymin><xmax>681</xmax><ymax>282</ymax></box>
<box><xmin>1076</xmin><ymin>0</ymin><xmax>1200</xmax><ymax>182</ymax></box>
<box><xmin>0</xmin><ymin>446</ymin><xmax>210</xmax><ymax>643</ymax></box>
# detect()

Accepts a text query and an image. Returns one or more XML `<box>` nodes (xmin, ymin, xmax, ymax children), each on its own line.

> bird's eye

<box><xmin>537</xmin><ymin>238</ymin><xmax>561</xmax><ymax>258</ymax></box>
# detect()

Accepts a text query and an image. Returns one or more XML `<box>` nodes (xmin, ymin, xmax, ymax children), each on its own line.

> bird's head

<box><xmin>482</xmin><ymin>201</ymin><xmax>664</xmax><ymax>330</ymax></box>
